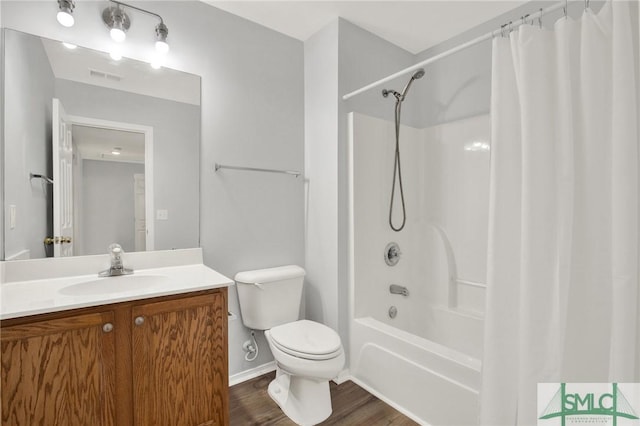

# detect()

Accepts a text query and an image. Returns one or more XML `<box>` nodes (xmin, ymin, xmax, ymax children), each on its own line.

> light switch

<box><xmin>9</xmin><ymin>205</ymin><xmax>16</xmax><ymax>229</ymax></box>
<box><xmin>156</xmin><ymin>209</ymin><xmax>169</xmax><ymax>220</ymax></box>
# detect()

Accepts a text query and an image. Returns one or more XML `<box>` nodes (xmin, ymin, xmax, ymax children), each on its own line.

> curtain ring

<box><xmin>538</xmin><ymin>9</ymin><xmax>543</xmax><ymax>29</ymax></box>
<box><xmin>584</xmin><ymin>0</ymin><xmax>590</xmax><ymax>11</ymax></box>
<box><xmin>508</xmin><ymin>21</ymin><xmax>513</xmax><ymax>34</ymax></box>
<box><xmin>500</xmin><ymin>23</ymin><xmax>508</xmax><ymax>38</ymax></box>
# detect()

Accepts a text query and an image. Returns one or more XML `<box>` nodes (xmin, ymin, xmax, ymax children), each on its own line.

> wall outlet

<box><xmin>156</xmin><ymin>209</ymin><xmax>169</xmax><ymax>220</ymax></box>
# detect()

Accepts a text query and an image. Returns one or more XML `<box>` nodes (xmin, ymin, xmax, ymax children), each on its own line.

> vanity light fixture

<box><xmin>102</xmin><ymin>1</ymin><xmax>170</xmax><ymax>54</ymax></box>
<box><xmin>56</xmin><ymin>0</ymin><xmax>75</xmax><ymax>27</ymax></box>
<box><xmin>155</xmin><ymin>22</ymin><xmax>170</xmax><ymax>54</ymax></box>
<box><xmin>103</xmin><ymin>4</ymin><xmax>130</xmax><ymax>43</ymax></box>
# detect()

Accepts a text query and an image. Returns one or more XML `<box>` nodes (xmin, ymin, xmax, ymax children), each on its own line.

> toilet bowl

<box><xmin>234</xmin><ymin>266</ymin><xmax>345</xmax><ymax>426</ymax></box>
<box><xmin>265</xmin><ymin>320</ymin><xmax>345</xmax><ymax>425</ymax></box>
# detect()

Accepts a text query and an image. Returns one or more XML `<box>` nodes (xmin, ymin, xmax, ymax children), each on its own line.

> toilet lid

<box><xmin>269</xmin><ymin>320</ymin><xmax>342</xmax><ymax>357</ymax></box>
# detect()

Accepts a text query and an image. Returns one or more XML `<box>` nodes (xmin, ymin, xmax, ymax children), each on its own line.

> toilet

<box><xmin>235</xmin><ymin>265</ymin><xmax>345</xmax><ymax>426</ymax></box>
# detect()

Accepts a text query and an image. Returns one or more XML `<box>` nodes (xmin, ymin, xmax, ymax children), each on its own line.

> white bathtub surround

<box><xmin>348</xmin><ymin>112</ymin><xmax>489</xmax><ymax>425</ymax></box>
<box><xmin>0</xmin><ymin>248</ymin><xmax>233</xmax><ymax>319</ymax></box>
<box><xmin>481</xmin><ymin>3</ymin><xmax>639</xmax><ymax>425</ymax></box>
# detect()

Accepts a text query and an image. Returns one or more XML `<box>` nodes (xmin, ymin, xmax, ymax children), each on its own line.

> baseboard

<box><xmin>349</xmin><ymin>376</ymin><xmax>428</xmax><ymax>425</ymax></box>
<box><xmin>332</xmin><ymin>368</ymin><xmax>351</xmax><ymax>385</ymax></box>
<box><xmin>229</xmin><ymin>361</ymin><xmax>276</xmax><ymax>387</ymax></box>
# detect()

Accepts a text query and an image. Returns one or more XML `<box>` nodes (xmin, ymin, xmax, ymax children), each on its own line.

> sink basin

<box><xmin>59</xmin><ymin>274</ymin><xmax>171</xmax><ymax>296</ymax></box>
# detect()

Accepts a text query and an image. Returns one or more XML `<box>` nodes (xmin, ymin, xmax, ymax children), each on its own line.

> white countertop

<box><xmin>0</xmin><ymin>249</ymin><xmax>234</xmax><ymax>320</ymax></box>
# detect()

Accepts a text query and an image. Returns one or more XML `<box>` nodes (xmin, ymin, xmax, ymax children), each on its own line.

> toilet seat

<box><xmin>269</xmin><ymin>320</ymin><xmax>342</xmax><ymax>361</ymax></box>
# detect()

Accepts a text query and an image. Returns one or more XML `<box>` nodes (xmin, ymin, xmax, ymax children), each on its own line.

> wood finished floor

<box><xmin>229</xmin><ymin>371</ymin><xmax>419</xmax><ymax>426</ymax></box>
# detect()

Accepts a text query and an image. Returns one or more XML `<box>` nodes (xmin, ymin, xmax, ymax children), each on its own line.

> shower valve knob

<box><xmin>384</xmin><ymin>242</ymin><xmax>401</xmax><ymax>266</ymax></box>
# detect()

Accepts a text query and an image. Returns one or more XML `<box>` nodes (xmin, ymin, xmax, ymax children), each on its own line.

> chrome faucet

<box><xmin>99</xmin><ymin>243</ymin><xmax>133</xmax><ymax>277</ymax></box>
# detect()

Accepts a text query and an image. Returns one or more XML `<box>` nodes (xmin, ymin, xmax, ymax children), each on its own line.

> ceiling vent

<box><xmin>89</xmin><ymin>68</ymin><xmax>122</xmax><ymax>82</ymax></box>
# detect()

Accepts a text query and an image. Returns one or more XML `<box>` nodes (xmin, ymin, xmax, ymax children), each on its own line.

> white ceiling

<box><xmin>41</xmin><ymin>37</ymin><xmax>201</xmax><ymax>105</ymax></box>
<box><xmin>204</xmin><ymin>1</ymin><xmax>527</xmax><ymax>54</ymax></box>
<box><xmin>73</xmin><ymin>125</ymin><xmax>145</xmax><ymax>163</ymax></box>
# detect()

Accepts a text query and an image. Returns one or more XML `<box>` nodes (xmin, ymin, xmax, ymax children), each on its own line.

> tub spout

<box><xmin>389</xmin><ymin>284</ymin><xmax>409</xmax><ymax>297</ymax></box>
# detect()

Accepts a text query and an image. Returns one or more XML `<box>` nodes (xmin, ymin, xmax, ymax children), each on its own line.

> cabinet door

<box><xmin>1</xmin><ymin>311</ymin><xmax>116</xmax><ymax>426</ymax></box>
<box><xmin>132</xmin><ymin>290</ymin><xmax>228</xmax><ymax>426</ymax></box>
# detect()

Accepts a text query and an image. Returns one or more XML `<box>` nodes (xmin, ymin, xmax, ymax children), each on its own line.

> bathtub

<box><xmin>347</xmin><ymin>112</ymin><xmax>490</xmax><ymax>425</ymax></box>
<box><xmin>349</xmin><ymin>316</ymin><xmax>481</xmax><ymax>425</ymax></box>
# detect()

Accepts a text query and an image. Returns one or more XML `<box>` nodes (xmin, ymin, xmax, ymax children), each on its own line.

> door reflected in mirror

<box><xmin>71</xmin><ymin>120</ymin><xmax>149</xmax><ymax>257</ymax></box>
<box><xmin>2</xmin><ymin>29</ymin><xmax>201</xmax><ymax>260</ymax></box>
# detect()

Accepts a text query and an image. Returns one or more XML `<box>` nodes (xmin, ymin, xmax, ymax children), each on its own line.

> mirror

<box><xmin>2</xmin><ymin>29</ymin><xmax>201</xmax><ymax>260</ymax></box>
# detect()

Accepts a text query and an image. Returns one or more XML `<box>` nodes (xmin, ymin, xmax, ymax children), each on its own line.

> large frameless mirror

<box><xmin>2</xmin><ymin>28</ymin><xmax>201</xmax><ymax>260</ymax></box>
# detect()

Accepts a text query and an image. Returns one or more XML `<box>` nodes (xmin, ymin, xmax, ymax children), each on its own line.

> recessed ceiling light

<box><xmin>111</xmin><ymin>147</ymin><xmax>122</xmax><ymax>155</ymax></box>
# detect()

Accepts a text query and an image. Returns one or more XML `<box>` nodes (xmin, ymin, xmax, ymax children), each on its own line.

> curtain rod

<box><xmin>342</xmin><ymin>0</ymin><xmax>567</xmax><ymax>101</ymax></box>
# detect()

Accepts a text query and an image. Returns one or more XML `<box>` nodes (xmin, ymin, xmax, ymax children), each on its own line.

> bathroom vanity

<box><xmin>0</xmin><ymin>249</ymin><xmax>232</xmax><ymax>426</ymax></box>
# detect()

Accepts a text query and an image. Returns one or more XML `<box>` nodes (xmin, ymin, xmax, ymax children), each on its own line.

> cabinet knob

<box><xmin>134</xmin><ymin>316</ymin><xmax>145</xmax><ymax>326</ymax></box>
<box><xmin>103</xmin><ymin>323</ymin><xmax>114</xmax><ymax>333</ymax></box>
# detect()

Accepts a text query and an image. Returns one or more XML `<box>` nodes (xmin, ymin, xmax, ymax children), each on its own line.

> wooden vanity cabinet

<box><xmin>131</xmin><ymin>291</ymin><xmax>228</xmax><ymax>426</ymax></box>
<box><xmin>1</xmin><ymin>310</ymin><xmax>117</xmax><ymax>425</ymax></box>
<box><xmin>1</xmin><ymin>288</ymin><xmax>229</xmax><ymax>426</ymax></box>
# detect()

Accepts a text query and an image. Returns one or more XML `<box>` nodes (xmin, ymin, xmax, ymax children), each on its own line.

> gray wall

<box><xmin>81</xmin><ymin>159</ymin><xmax>144</xmax><ymax>255</ymax></box>
<box><xmin>3</xmin><ymin>29</ymin><xmax>54</xmax><ymax>260</ymax></box>
<box><xmin>54</xmin><ymin>78</ymin><xmax>200</xmax><ymax>252</ymax></box>
<box><xmin>304</xmin><ymin>18</ymin><xmax>416</xmax><ymax>350</ymax></box>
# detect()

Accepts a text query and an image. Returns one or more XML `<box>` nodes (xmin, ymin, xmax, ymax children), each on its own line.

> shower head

<box><xmin>399</xmin><ymin>68</ymin><xmax>425</xmax><ymax>100</ymax></box>
<box><xmin>382</xmin><ymin>68</ymin><xmax>426</xmax><ymax>102</ymax></box>
<box><xmin>412</xmin><ymin>69</ymin><xmax>426</xmax><ymax>79</ymax></box>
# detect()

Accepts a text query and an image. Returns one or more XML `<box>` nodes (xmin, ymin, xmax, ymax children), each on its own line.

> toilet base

<box><xmin>267</xmin><ymin>367</ymin><xmax>332</xmax><ymax>426</ymax></box>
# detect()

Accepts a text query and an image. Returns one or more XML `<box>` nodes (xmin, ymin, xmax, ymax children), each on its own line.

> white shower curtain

<box><xmin>480</xmin><ymin>2</ymin><xmax>639</xmax><ymax>425</ymax></box>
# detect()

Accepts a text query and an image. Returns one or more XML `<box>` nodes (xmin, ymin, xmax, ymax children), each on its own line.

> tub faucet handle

<box><xmin>384</xmin><ymin>242</ymin><xmax>401</xmax><ymax>266</ymax></box>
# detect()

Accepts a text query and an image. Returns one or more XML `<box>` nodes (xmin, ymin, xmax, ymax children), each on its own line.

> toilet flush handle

<box><xmin>253</xmin><ymin>282</ymin><xmax>264</xmax><ymax>290</ymax></box>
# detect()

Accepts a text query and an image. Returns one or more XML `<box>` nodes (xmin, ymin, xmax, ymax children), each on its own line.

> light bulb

<box><xmin>155</xmin><ymin>40</ymin><xmax>170</xmax><ymax>54</ymax></box>
<box><xmin>150</xmin><ymin>55</ymin><xmax>164</xmax><ymax>70</ymax></box>
<box><xmin>110</xmin><ymin>27</ymin><xmax>126</xmax><ymax>43</ymax></box>
<box><xmin>110</xmin><ymin>50</ymin><xmax>122</xmax><ymax>61</ymax></box>
<box><xmin>57</xmin><ymin>10</ymin><xmax>74</xmax><ymax>27</ymax></box>
<box><xmin>155</xmin><ymin>22</ymin><xmax>170</xmax><ymax>54</ymax></box>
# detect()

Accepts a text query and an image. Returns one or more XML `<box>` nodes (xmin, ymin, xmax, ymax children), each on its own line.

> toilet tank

<box><xmin>234</xmin><ymin>265</ymin><xmax>305</xmax><ymax>330</ymax></box>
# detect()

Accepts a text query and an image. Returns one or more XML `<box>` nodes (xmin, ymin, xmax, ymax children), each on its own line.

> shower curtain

<box><xmin>480</xmin><ymin>2</ymin><xmax>639</xmax><ymax>425</ymax></box>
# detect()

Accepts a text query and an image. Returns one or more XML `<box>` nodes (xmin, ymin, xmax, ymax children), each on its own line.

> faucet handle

<box><xmin>108</xmin><ymin>243</ymin><xmax>123</xmax><ymax>254</ymax></box>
